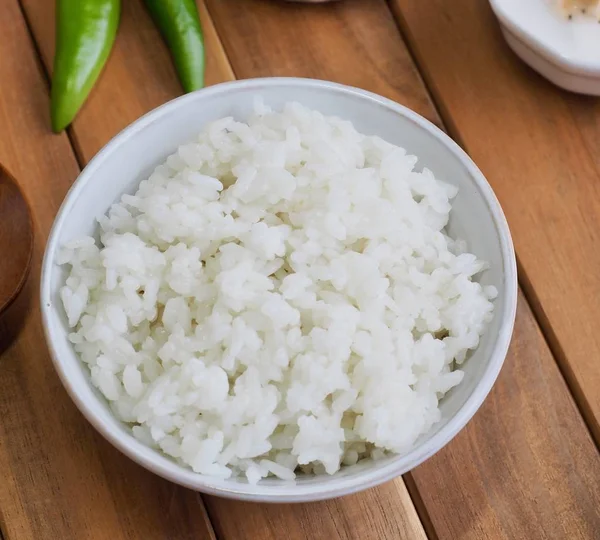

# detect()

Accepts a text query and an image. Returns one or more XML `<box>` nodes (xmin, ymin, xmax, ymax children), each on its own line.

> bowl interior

<box><xmin>42</xmin><ymin>79</ymin><xmax>515</xmax><ymax>501</ymax></box>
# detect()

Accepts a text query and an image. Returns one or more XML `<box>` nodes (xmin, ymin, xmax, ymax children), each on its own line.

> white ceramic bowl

<box><xmin>490</xmin><ymin>0</ymin><xmax>600</xmax><ymax>95</ymax></box>
<box><xmin>41</xmin><ymin>78</ymin><xmax>517</xmax><ymax>502</ymax></box>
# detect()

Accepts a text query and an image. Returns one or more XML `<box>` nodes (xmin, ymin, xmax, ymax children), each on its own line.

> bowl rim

<box><xmin>41</xmin><ymin>77</ymin><xmax>518</xmax><ymax>503</ymax></box>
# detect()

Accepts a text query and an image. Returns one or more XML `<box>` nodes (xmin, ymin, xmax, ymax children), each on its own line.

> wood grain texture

<box><xmin>4</xmin><ymin>0</ymin><xmax>598</xmax><ymax>538</ymax></box>
<box><xmin>204</xmin><ymin>0</ymin><xmax>600</xmax><ymax>537</ymax></box>
<box><xmin>1</xmin><ymin>0</ymin><xmax>229</xmax><ymax>538</ymax></box>
<box><xmin>206</xmin><ymin>479</ymin><xmax>426</xmax><ymax>540</ymax></box>
<box><xmin>205</xmin><ymin>0</ymin><xmax>437</xmax><ymax>126</ymax></box>
<box><xmin>408</xmin><ymin>294</ymin><xmax>600</xmax><ymax>540</ymax></box>
<box><xmin>390</xmin><ymin>0</ymin><xmax>600</xmax><ymax>443</ymax></box>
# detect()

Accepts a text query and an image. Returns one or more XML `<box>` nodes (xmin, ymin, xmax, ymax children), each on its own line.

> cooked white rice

<box><xmin>59</xmin><ymin>101</ymin><xmax>496</xmax><ymax>483</ymax></box>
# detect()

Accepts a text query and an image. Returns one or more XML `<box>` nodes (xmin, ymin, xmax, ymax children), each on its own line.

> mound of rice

<box><xmin>59</xmin><ymin>101</ymin><xmax>496</xmax><ymax>483</ymax></box>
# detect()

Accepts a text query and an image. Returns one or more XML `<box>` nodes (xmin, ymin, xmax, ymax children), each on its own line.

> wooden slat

<box><xmin>206</xmin><ymin>0</ymin><xmax>438</xmax><ymax>126</ymax></box>
<box><xmin>9</xmin><ymin>0</ymin><xmax>599</xmax><ymax>539</ymax></box>
<box><xmin>203</xmin><ymin>0</ymin><xmax>600</xmax><ymax>537</ymax></box>
<box><xmin>0</xmin><ymin>0</ymin><xmax>230</xmax><ymax>538</ymax></box>
<box><xmin>390</xmin><ymin>0</ymin><xmax>600</xmax><ymax>443</ymax></box>
<box><xmin>408</xmin><ymin>295</ymin><xmax>600</xmax><ymax>539</ymax></box>
<box><xmin>206</xmin><ymin>479</ymin><xmax>426</xmax><ymax>540</ymax></box>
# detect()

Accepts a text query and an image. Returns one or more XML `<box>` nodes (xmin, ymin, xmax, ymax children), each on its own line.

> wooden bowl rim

<box><xmin>0</xmin><ymin>163</ymin><xmax>34</xmax><ymax>316</ymax></box>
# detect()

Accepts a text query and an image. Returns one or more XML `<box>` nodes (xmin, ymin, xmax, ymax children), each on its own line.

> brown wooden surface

<box><xmin>0</xmin><ymin>0</ymin><xmax>598</xmax><ymax>538</ymax></box>
<box><xmin>391</xmin><ymin>0</ymin><xmax>600</xmax><ymax>445</ymax></box>
<box><xmin>408</xmin><ymin>295</ymin><xmax>600</xmax><ymax>540</ymax></box>
<box><xmin>206</xmin><ymin>479</ymin><xmax>426</xmax><ymax>540</ymax></box>
<box><xmin>206</xmin><ymin>0</ymin><xmax>437</xmax><ymax>124</ymax></box>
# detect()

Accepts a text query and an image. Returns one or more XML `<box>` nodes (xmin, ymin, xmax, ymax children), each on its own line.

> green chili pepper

<box><xmin>51</xmin><ymin>0</ymin><xmax>120</xmax><ymax>133</ymax></box>
<box><xmin>143</xmin><ymin>0</ymin><xmax>205</xmax><ymax>93</ymax></box>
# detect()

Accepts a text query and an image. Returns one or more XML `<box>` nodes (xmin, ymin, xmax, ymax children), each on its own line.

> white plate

<box><xmin>490</xmin><ymin>0</ymin><xmax>600</xmax><ymax>94</ymax></box>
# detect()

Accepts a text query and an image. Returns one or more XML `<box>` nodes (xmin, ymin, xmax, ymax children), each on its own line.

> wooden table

<box><xmin>1</xmin><ymin>0</ymin><xmax>599</xmax><ymax>538</ymax></box>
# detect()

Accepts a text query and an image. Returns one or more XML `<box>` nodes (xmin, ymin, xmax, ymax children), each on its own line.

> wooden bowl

<box><xmin>0</xmin><ymin>164</ymin><xmax>34</xmax><ymax>353</ymax></box>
